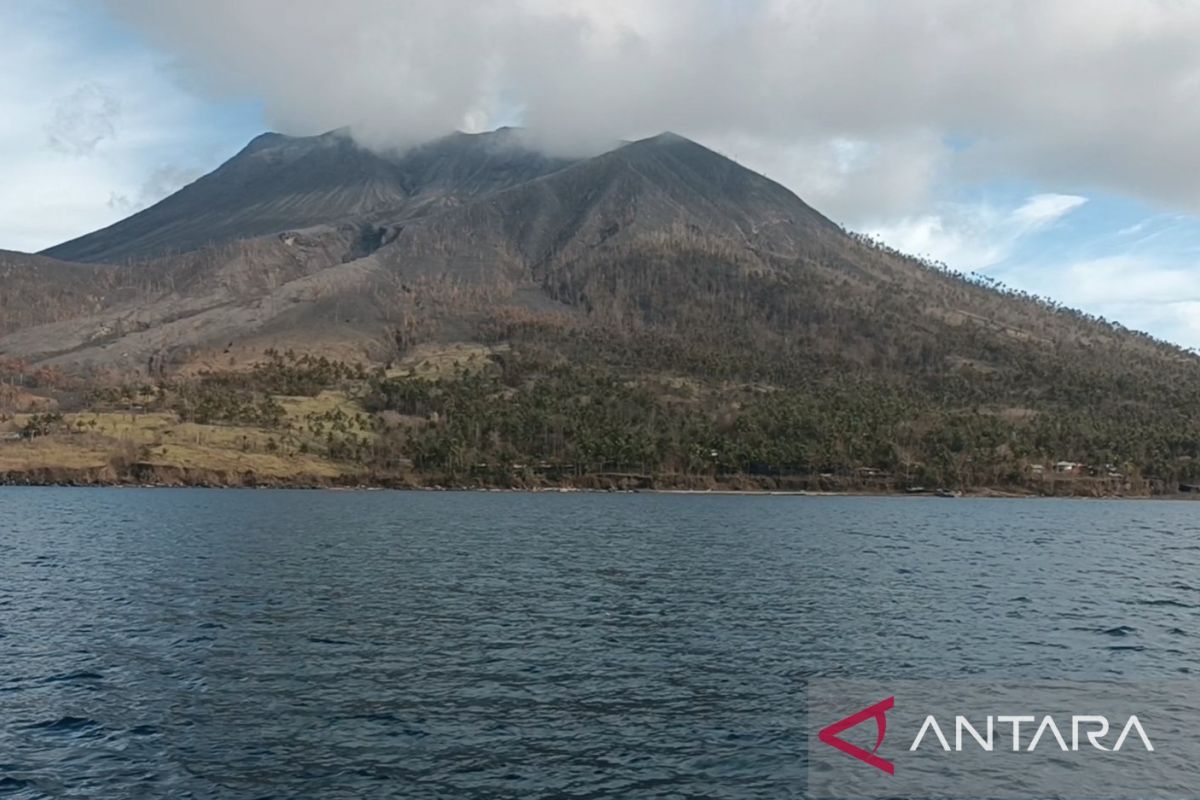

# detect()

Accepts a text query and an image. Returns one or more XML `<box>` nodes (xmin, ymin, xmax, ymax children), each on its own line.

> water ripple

<box><xmin>0</xmin><ymin>488</ymin><xmax>1197</xmax><ymax>797</ymax></box>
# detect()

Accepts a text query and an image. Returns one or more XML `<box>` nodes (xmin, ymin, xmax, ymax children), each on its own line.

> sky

<box><xmin>3</xmin><ymin>0</ymin><xmax>1199</xmax><ymax>349</ymax></box>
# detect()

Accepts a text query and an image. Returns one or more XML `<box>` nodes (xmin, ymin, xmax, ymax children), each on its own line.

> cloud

<box><xmin>107</xmin><ymin>163</ymin><xmax>204</xmax><ymax>214</ymax></box>
<box><xmin>710</xmin><ymin>130</ymin><xmax>951</xmax><ymax>224</ymax></box>
<box><xmin>863</xmin><ymin>193</ymin><xmax>1088</xmax><ymax>271</ymax></box>
<box><xmin>995</xmin><ymin>253</ymin><xmax>1200</xmax><ymax>349</ymax></box>
<box><xmin>103</xmin><ymin>0</ymin><xmax>1200</xmax><ymax>221</ymax></box>
<box><xmin>1058</xmin><ymin>256</ymin><xmax>1200</xmax><ymax>307</ymax></box>
<box><xmin>0</xmin><ymin>1</ymin><xmax>260</xmax><ymax>252</ymax></box>
<box><xmin>1011</xmin><ymin>194</ymin><xmax>1089</xmax><ymax>229</ymax></box>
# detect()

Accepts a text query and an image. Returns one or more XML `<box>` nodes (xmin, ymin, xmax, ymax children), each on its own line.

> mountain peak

<box><xmin>619</xmin><ymin>131</ymin><xmax>735</xmax><ymax>165</ymax></box>
<box><xmin>243</xmin><ymin>131</ymin><xmax>290</xmax><ymax>150</ymax></box>
<box><xmin>42</xmin><ymin>126</ymin><xmax>577</xmax><ymax>264</ymax></box>
<box><xmin>40</xmin><ymin>123</ymin><xmax>842</xmax><ymax>266</ymax></box>
<box><xmin>643</xmin><ymin>130</ymin><xmax>689</xmax><ymax>144</ymax></box>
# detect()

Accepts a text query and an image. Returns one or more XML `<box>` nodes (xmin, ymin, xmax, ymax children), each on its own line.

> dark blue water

<box><xmin>1</xmin><ymin>489</ymin><xmax>1197</xmax><ymax>798</ymax></box>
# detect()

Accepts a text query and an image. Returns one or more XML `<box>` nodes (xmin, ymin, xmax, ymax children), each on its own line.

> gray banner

<box><xmin>807</xmin><ymin>681</ymin><xmax>1200</xmax><ymax>799</ymax></box>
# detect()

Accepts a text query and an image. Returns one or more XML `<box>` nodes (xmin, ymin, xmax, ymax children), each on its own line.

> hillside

<box><xmin>3</xmin><ymin>127</ymin><xmax>1199</xmax><ymax>493</ymax></box>
<box><xmin>42</xmin><ymin>128</ymin><xmax>576</xmax><ymax>264</ymax></box>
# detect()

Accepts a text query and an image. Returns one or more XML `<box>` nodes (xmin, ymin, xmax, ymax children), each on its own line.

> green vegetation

<box><xmin>3</xmin><ymin>326</ymin><xmax>1200</xmax><ymax>493</ymax></box>
<box><xmin>359</xmin><ymin>354</ymin><xmax>1199</xmax><ymax>491</ymax></box>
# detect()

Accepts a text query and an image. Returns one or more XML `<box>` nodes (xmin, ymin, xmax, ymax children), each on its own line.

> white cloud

<box><xmin>709</xmin><ymin>130</ymin><xmax>949</xmax><ymax>225</ymax></box>
<box><xmin>1058</xmin><ymin>256</ymin><xmax>1200</xmax><ymax>307</ymax></box>
<box><xmin>1000</xmin><ymin>255</ymin><xmax>1200</xmax><ymax>349</ymax></box>
<box><xmin>1011</xmin><ymin>194</ymin><xmax>1089</xmax><ymax>229</ymax></box>
<box><xmin>104</xmin><ymin>0</ymin><xmax>1200</xmax><ymax>220</ymax></box>
<box><xmin>863</xmin><ymin>193</ymin><xmax>1088</xmax><ymax>272</ymax></box>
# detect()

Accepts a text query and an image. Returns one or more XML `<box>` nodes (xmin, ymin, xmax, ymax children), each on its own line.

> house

<box><xmin>1054</xmin><ymin>461</ymin><xmax>1083</xmax><ymax>475</ymax></box>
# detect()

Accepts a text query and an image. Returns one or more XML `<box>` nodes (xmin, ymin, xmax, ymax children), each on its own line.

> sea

<box><xmin>1</xmin><ymin>488</ymin><xmax>1197</xmax><ymax>798</ymax></box>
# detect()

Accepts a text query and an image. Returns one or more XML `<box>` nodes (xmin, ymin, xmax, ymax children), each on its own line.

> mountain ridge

<box><xmin>42</xmin><ymin>127</ymin><xmax>581</xmax><ymax>264</ymax></box>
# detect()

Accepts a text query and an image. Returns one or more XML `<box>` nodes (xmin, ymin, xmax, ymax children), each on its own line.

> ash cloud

<box><xmin>105</xmin><ymin>0</ymin><xmax>1200</xmax><ymax>221</ymax></box>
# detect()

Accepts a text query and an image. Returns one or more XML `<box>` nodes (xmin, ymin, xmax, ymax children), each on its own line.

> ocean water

<box><xmin>1</xmin><ymin>489</ymin><xmax>1197</xmax><ymax>798</ymax></box>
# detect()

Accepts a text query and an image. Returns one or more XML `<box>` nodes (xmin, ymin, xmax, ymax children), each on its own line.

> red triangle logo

<box><xmin>817</xmin><ymin>696</ymin><xmax>895</xmax><ymax>775</ymax></box>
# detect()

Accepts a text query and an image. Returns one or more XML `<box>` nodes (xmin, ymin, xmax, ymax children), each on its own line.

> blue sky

<box><xmin>3</xmin><ymin>0</ymin><xmax>1199</xmax><ymax>350</ymax></box>
<box><xmin>0</xmin><ymin>1</ymin><xmax>262</xmax><ymax>249</ymax></box>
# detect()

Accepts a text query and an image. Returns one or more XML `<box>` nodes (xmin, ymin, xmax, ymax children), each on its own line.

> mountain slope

<box><xmin>8</xmin><ymin>131</ymin><xmax>859</xmax><ymax>367</ymax></box>
<box><xmin>42</xmin><ymin>128</ymin><xmax>577</xmax><ymax>264</ymax></box>
<box><xmin>7</xmin><ymin>128</ymin><xmax>1197</xmax><ymax>383</ymax></box>
<box><xmin>5</xmin><ymin>127</ymin><xmax>1200</xmax><ymax>491</ymax></box>
<box><xmin>0</xmin><ymin>251</ymin><xmax>130</xmax><ymax>335</ymax></box>
<box><xmin>364</xmin><ymin>132</ymin><xmax>848</xmax><ymax>281</ymax></box>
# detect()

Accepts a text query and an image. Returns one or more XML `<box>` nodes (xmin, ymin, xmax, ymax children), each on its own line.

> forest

<box><xmin>4</xmin><ymin>338</ymin><xmax>1196</xmax><ymax>494</ymax></box>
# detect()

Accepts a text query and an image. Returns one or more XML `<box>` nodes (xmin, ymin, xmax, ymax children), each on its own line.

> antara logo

<box><xmin>817</xmin><ymin>696</ymin><xmax>895</xmax><ymax>775</ymax></box>
<box><xmin>817</xmin><ymin>697</ymin><xmax>1156</xmax><ymax>775</ymax></box>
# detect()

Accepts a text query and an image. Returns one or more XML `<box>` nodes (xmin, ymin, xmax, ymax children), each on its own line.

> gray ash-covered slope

<box><xmin>371</xmin><ymin>132</ymin><xmax>845</xmax><ymax>280</ymax></box>
<box><xmin>15</xmin><ymin>128</ymin><xmax>853</xmax><ymax>364</ymax></box>
<box><xmin>0</xmin><ymin>250</ymin><xmax>129</xmax><ymax>336</ymax></box>
<box><xmin>42</xmin><ymin>127</ymin><xmax>577</xmax><ymax>264</ymax></box>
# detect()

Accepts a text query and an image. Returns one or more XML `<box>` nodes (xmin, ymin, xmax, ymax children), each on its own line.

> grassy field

<box><xmin>0</xmin><ymin>389</ymin><xmax>376</xmax><ymax>482</ymax></box>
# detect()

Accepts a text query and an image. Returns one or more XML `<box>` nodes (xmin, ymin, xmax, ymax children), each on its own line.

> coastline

<box><xmin>1</xmin><ymin>464</ymin><xmax>1191</xmax><ymax>499</ymax></box>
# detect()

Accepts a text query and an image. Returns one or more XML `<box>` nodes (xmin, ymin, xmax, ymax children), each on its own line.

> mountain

<box><xmin>367</xmin><ymin>132</ymin><xmax>845</xmax><ymax>277</ymax></box>
<box><xmin>43</xmin><ymin>127</ymin><xmax>576</xmax><ymax>264</ymax></box>
<box><xmin>3</xmin><ymin>127</ymin><xmax>1200</xmax><ymax>492</ymax></box>
<box><xmin>7</xmin><ymin>128</ymin><xmax>859</xmax><ymax>370</ymax></box>
<box><xmin>5</xmin><ymin>126</ymin><xmax>1192</xmax><ymax>377</ymax></box>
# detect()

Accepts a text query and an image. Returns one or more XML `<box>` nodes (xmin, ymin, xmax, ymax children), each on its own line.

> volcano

<box><xmin>0</xmin><ymin>128</ymin><xmax>1195</xmax><ymax>470</ymax></box>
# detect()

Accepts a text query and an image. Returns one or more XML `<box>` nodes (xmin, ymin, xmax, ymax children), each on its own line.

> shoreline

<box><xmin>1</xmin><ymin>472</ymin><xmax>1192</xmax><ymax>499</ymax></box>
<box><xmin>0</xmin><ymin>452</ymin><xmax>1185</xmax><ymax>499</ymax></box>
